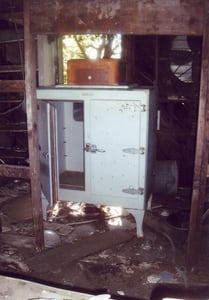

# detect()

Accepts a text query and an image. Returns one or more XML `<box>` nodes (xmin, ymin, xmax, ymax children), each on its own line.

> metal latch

<box><xmin>85</xmin><ymin>143</ymin><xmax>106</xmax><ymax>153</ymax></box>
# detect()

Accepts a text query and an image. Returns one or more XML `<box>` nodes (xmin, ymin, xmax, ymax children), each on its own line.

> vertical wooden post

<box><xmin>24</xmin><ymin>0</ymin><xmax>45</xmax><ymax>251</ymax></box>
<box><xmin>187</xmin><ymin>0</ymin><xmax>209</xmax><ymax>268</ymax></box>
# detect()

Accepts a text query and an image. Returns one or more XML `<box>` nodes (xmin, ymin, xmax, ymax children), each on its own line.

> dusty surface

<box><xmin>0</xmin><ymin>180</ymin><xmax>209</xmax><ymax>300</ymax></box>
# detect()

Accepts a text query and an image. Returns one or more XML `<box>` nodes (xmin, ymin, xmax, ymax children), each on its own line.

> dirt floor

<box><xmin>0</xmin><ymin>179</ymin><xmax>209</xmax><ymax>300</ymax></box>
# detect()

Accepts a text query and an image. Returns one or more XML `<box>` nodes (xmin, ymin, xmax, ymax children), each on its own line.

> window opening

<box><xmin>61</xmin><ymin>34</ymin><xmax>122</xmax><ymax>83</ymax></box>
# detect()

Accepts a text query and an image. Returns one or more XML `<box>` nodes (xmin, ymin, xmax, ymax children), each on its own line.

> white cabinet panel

<box><xmin>85</xmin><ymin>100</ymin><xmax>146</xmax><ymax>201</ymax></box>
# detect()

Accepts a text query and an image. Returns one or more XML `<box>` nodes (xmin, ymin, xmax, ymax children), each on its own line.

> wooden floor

<box><xmin>59</xmin><ymin>170</ymin><xmax>85</xmax><ymax>190</ymax></box>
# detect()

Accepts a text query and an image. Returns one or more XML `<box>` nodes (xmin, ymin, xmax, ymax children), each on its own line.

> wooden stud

<box><xmin>187</xmin><ymin>0</ymin><xmax>209</xmax><ymax>269</ymax></box>
<box><xmin>24</xmin><ymin>0</ymin><xmax>45</xmax><ymax>251</ymax></box>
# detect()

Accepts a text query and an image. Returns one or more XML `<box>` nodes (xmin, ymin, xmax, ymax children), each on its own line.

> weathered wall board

<box><xmin>30</xmin><ymin>0</ymin><xmax>204</xmax><ymax>35</ymax></box>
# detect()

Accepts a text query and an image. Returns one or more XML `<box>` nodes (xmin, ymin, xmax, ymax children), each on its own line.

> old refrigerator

<box><xmin>37</xmin><ymin>86</ymin><xmax>157</xmax><ymax>236</ymax></box>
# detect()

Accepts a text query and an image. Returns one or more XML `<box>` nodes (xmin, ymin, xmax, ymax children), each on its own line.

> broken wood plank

<box><xmin>26</xmin><ymin>229</ymin><xmax>135</xmax><ymax>271</ymax></box>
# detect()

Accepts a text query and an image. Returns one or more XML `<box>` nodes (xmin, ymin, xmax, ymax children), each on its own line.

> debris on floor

<box><xmin>0</xmin><ymin>179</ymin><xmax>209</xmax><ymax>299</ymax></box>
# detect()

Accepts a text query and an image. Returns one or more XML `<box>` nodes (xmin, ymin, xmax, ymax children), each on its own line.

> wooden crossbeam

<box><xmin>0</xmin><ymin>164</ymin><xmax>30</xmax><ymax>179</ymax></box>
<box><xmin>30</xmin><ymin>0</ymin><xmax>204</xmax><ymax>35</ymax></box>
<box><xmin>0</xmin><ymin>80</ymin><xmax>25</xmax><ymax>93</ymax></box>
<box><xmin>0</xmin><ymin>65</ymin><xmax>24</xmax><ymax>73</ymax></box>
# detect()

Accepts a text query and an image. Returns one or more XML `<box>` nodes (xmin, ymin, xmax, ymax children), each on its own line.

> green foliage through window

<box><xmin>62</xmin><ymin>34</ymin><xmax>121</xmax><ymax>83</ymax></box>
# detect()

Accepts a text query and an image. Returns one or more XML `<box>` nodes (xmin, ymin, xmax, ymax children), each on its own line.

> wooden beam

<box><xmin>0</xmin><ymin>80</ymin><xmax>25</xmax><ymax>93</ymax></box>
<box><xmin>24</xmin><ymin>0</ymin><xmax>45</xmax><ymax>251</ymax></box>
<box><xmin>30</xmin><ymin>0</ymin><xmax>204</xmax><ymax>35</ymax></box>
<box><xmin>0</xmin><ymin>164</ymin><xmax>30</xmax><ymax>178</ymax></box>
<box><xmin>26</xmin><ymin>229</ymin><xmax>135</xmax><ymax>270</ymax></box>
<box><xmin>0</xmin><ymin>123</ymin><xmax>27</xmax><ymax>132</ymax></box>
<box><xmin>0</xmin><ymin>99</ymin><xmax>23</xmax><ymax>103</ymax></box>
<box><xmin>187</xmin><ymin>0</ymin><xmax>209</xmax><ymax>269</ymax></box>
<box><xmin>0</xmin><ymin>65</ymin><xmax>24</xmax><ymax>73</ymax></box>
